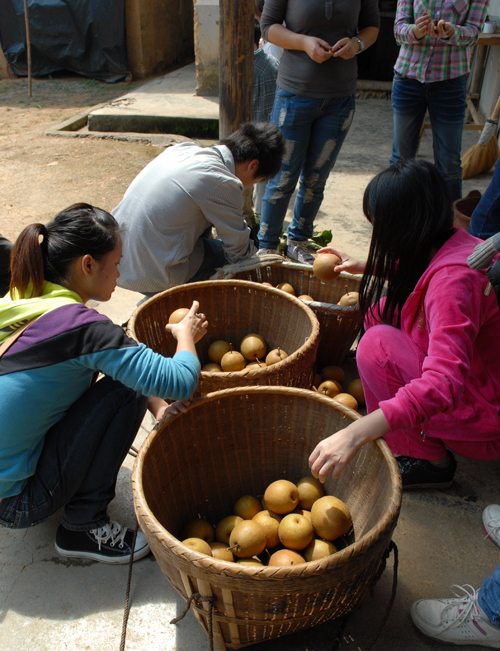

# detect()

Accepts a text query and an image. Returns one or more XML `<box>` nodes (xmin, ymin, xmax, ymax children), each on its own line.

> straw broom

<box><xmin>462</xmin><ymin>94</ymin><xmax>500</xmax><ymax>179</ymax></box>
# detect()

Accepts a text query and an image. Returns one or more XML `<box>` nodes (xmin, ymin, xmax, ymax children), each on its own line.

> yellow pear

<box><xmin>202</xmin><ymin>362</ymin><xmax>222</xmax><ymax>372</ymax></box>
<box><xmin>265</xmin><ymin>348</ymin><xmax>288</xmax><ymax>366</ymax></box>
<box><xmin>180</xmin><ymin>518</ymin><xmax>214</xmax><ymax>543</ymax></box>
<box><xmin>208</xmin><ymin>340</ymin><xmax>231</xmax><ymax>364</ymax></box>
<box><xmin>278</xmin><ymin>513</ymin><xmax>314</xmax><ymax>550</ymax></box>
<box><xmin>311</xmin><ymin>495</ymin><xmax>352</xmax><ymax>541</ymax></box>
<box><xmin>234</xmin><ymin>495</ymin><xmax>262</xmax><ymax>520</ymax></box>
<box><xmin>228</xmin><ymin>520</ymin><xmax>266</xmax><ymax>558</ymax></box>
<box><xmin>220</xmin><ymin>349</ymin><xmax>246</xmax><ymax>372</ymax></box>
<box><xmin>298</xmin><ymin>294</ymin><xmax>314</xmax><ymax>302</ymax></box>
<box><xmin>264</xmin><ymin>479</ymin><xmax>299</xmax><ymax>514</ymax></box>
<box><xmin>261</xmin><ymin>282</ymin><xmax>274</xmax><ymax>288</ymax></box>
<box><xmin>304</xmin><ymin>538</ymin><xmax>337</xmax><ymax>562</ymax></box>
<box><xmin>276</xmin><ymin>282</ymin><xmax>295</xmax><ymax>295</ymax></box>
<box><xmin>321</xmin><ymin>365</ymin><xmax>345</xmax><ymax>383</ymax></box>
<box><xmin>268</xmin><ymin>549</ymin><xmax>305</xmax><ymax>566</ymax></box>
<box><xmin>182</xmin><ymin>538</ymin><xmax>213</xmax><ymax>556</ymax></box>
<box><xmin>168</xmin><ymin>307</ymin><xmax>190</xmax><ymax>324</ymax></box>
<box><xmin>293</xmin><ymin>508</ymin><xmax>312</xmax><ymax>522</ymax></box>
<box><xmin>215</xmin><ymin>515</ymin><xmax>243</xmax><ymax>544</ymax></box>
<box><xmin>297</xmin><ymin>477</ymin><xmax>325</xmax><ymax>510</ymax></box>
<box><xmin>333</xmin><ymin>393</ymin><xmax>359</xmax><ymax>411</ymax></box>
<box><xmin>347</xmin><ymin>378</ymin><xmax>365</xmax><ymax>406</ymax></box>
<box><xmin>238</xmin><ymin>558</ymin><xmax>264</xmax><ymax>566</ymax></box>
<box><xmin>313</xmin><ymin>253</ymin><xmax>341</xmax><ymax>281</ymax></box>
<box><xmin>337</xmin><ymin>291</ymin><xmax>359</xmax><ymax>306</ymax></box>
<box><xmin>253</xmin><ymin>509</ymin><xmax>282</xmax><ymax>549</ymax></box>
<box><xmin>318</xmin><ymin>380</ymin><xmax>342</xmax><ymax>398</ymax></box>
<box><xmin>210</xmin><ymin>542</ymin><xmax>234</xmax><ymax>562</ymax></box>
<box><xmin>240</xmin><ymin>333</ymin><xmax>267</xmax><ymax>361</ymax></box>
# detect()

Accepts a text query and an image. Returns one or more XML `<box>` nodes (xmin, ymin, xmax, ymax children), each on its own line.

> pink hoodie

<box><xmin>378</xmin><ymin>228</ymin><xmax>500</xmax><ymax>441</ymax></box>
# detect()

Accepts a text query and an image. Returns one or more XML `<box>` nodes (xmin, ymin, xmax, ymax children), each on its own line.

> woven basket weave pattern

<box><xmin>231</xmin><ymin>263</ymin><xmax>362</xmax><ymax>366</ymax></box>
<box><xmin>127</xmin><ymin>280</ymin><xmax>320</xmax><ymax>394</ymax></box>
<box><xmin>132</xmin><ymin>387</ymin><xmax>402</xmax><ymax>650</ymax></box>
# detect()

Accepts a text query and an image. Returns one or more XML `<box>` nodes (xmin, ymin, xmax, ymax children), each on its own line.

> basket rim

<box><xmin>126</xmin><ymin>279</ymin><xmax>321</xmax><ymax>379</ymax></box>
<box><xmin>132</xmin><ymin>385</ymin><xmax>402</xmax><ymax>580</ymax></box>
<box><xmin>229</xmin><ymin>264</ymin><xmax>363</xmax><ymax>311</ymax></box>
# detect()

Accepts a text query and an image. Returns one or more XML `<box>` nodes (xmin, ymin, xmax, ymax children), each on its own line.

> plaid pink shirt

<box><xmin>394</xmin><ymin>0</ymin><xmax>488</xmax><ymax>83</ymax></box>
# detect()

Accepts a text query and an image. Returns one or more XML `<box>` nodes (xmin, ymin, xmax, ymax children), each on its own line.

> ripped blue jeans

<box><xmin>258</xmin><ymin>88</ymin><xmax>355</xmax><ymax>249</ymax></box>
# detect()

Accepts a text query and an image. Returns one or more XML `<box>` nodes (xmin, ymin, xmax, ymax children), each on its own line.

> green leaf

<box><xmin>310</xmin><ymin>230</ymin><xmax>333</xmax><ymax>246</ymax></box>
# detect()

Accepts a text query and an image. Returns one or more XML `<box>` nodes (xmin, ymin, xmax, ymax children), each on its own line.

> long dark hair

<box><xmin>10</xmin><ymin>203</ymin><xmax>120</xmax><ymax>299</ymax></box>
<box><xmin>359</xmin><ymin>159</ymin><xmax>454</xmax><ymax>327</ymax></box>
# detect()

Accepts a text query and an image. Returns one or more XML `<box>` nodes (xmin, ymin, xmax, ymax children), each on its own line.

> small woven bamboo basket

<box><xmin>127</xmin><ymin>279</ymin><xmax>320</xmax><ymax>394</ymax></box>
<box><xmin>231</xmin><ymin>261</ymin><xmax>363</xmax><ymax>367</ymax></box>
<box><xmin>132</xmin><ymin>386</ymin><xmax>402</xmax><ymax>650</ymax></box>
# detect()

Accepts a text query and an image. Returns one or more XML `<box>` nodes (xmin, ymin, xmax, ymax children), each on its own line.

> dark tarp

<box><xmin>0</xmin><ymin>0</ymin><xmax>130</xmax><ymax>83</ymax></box>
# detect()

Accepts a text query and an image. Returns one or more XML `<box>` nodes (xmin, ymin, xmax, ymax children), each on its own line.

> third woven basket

<box><xmin>231</xmin><ymin>261</ymin><xmax>363</xmax><ymax>367</ymax></box>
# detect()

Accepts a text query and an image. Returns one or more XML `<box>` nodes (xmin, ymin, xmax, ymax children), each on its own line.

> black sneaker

<box><xmin>55</xmin><ymin>521</ymin><xmax>150</xmax><ymax>564</ymax></box>
<box><xmin>397</xmin><ymin>451</ymin><xmax>457</xmax><ymax>490</ymax></box>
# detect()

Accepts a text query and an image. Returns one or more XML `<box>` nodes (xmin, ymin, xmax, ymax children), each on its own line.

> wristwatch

<box><xmin>354</xmin><ymin>37</ymin><xmax>365</xmax><ymax>55</ymax></box>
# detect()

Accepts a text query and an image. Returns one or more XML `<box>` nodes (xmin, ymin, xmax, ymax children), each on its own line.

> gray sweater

<box><xmin>260</xmin><ymin>0</ymin><xmax>380</xmax><ymax>99</ymax></box>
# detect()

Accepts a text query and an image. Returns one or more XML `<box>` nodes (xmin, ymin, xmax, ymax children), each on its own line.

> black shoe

<box><xmin>397</xmin><ymin>451</ymin><xmax>457</xmax><ymax>490</ymax></box>
<box><xmin>55</xmin><ymin>521</ymin><xmax>150</xmax><ymax>564</ymax></box>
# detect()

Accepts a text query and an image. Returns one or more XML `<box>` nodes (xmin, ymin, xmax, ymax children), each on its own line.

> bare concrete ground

<box><xmin>1</xmin><ymin>74</ymin><xmax>500</xmax><ymax>651</ymax></box>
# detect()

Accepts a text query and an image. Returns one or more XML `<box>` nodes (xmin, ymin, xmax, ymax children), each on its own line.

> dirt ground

<box><xmin>0</xmin><ymin>74</ymin><xmax>162</xmax><ymax>242</ymax></box>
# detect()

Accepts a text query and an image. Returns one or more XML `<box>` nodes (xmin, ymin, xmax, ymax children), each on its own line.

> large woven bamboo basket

<box><xmin>127</xmin><ymin>279</ymin><xmax>320</xmax><ymax>394</ymax></box>
<box><xmin>231</xmin><ymin>261</ymin><xmax>363</xmax><ymax>367</ymax></box>
<box><xmin>132</xmin><ymin>386</ymin><xmax>402</xmax><ymax>650</ymax></box>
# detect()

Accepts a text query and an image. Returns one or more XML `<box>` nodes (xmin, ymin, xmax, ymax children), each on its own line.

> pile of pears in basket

<box><xmin>178</xmin><ymin>478</ymin><xmax>352</xmax><ymax>567</ymax></box>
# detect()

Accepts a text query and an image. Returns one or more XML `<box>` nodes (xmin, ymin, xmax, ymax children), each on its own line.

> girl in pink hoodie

<box><xmin>309</xmin><ymin>159</ymin><xmax>500</xmax><ymax>489</ymax></box>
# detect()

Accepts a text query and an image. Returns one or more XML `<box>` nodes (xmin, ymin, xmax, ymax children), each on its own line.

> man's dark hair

<box><xmin>220</xmin><ymin>122</ymin><xmax>285</xmax><ymax>180</ymax></box>
<box><xmin>254</xmin><ymin>19</ymin><xmax>261</xmax><ymax>47</ymax></box>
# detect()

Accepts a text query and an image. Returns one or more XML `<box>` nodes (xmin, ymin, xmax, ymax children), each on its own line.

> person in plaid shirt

<box><xmin>391</xmin><ymin>0</ymin><xmax>488</xmax><ymax>203</ymax></box>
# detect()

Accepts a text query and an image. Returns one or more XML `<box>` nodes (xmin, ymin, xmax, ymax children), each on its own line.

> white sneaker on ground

<box><xmin>483</xmin><ymin>504</ymin><xmax>500</xmax><ymax>548</ymax></box>
<box><xmin>286</xmin><ymin>239</ymin><xmax>315</xmax><ymax>265</ymax></box>
<box><xmin>256</xmin><ymin>247</ymin><xmax>277</xmax><ymax>256</ymax></box>
<box><xmin>411</xmin><ymin>584</ymin><xmax>500</xmax><ymax>648</ymax></box>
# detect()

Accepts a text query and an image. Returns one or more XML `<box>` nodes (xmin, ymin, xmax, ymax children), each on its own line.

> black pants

<box><xmin>0</xmin><ymin>234</ymin><xmax>13</xmax><ymax>297</ymax></box>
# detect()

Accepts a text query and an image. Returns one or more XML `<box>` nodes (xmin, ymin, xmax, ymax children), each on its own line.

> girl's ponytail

<box><xmin>9</xmin><ymin>223</ymin><xmax>47</xmax><ymax>298</ymax></box>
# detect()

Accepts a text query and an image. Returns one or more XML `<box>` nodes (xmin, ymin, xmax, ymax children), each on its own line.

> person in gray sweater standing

<box><xmin>257</xmin><ymin>0</ymin><xmax>379</xmax><ymax>264</ymax></box>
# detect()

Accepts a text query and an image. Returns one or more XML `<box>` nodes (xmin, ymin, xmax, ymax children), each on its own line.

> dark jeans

<box><xmin>391</xmin><ymin>73</ymin><xmax>467</xmax><ymax>203</ymax></box>
<box><xmin>470</xmin><ymin>161</ymin><xmax>500</xmax><ymax>240</ymax></box>
<box><xmin>0</xmin><ymin>234</ymin><xmax>13</xmax><ymax>297</ymax></box>
<box><xmin>0</xmin><ymin>376</ymin><xmax>148</xmax><ymax>531</ymax></box>
<box><xmin>187</xmin><ymin>227</ymin><xmax>229</xmax><ymax>282</ymax></box>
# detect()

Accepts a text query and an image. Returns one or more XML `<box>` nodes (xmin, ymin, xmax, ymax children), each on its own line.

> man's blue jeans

<box><xmin>470</xmin><ymin>161</ymin><xmax>500</xmax><ymax>239</ymax></box>
<box><xmin>391</xmin><ymin>73</ymin><xmax>467</xmax><ymax>203</ymax></box>
<box><xmin>258</xmin><ymin>88</ymin><xmax>356</xmax><ymax>249</ymax></box>
<box><xmin>479</xmin><ymin>565</ymin><xmax>500</xmax><ymax>626</ymax></box>
<box><xmin>0</xmin><ymin>376</ymin><xmax>148</xmax><ymax>531</ymax></box>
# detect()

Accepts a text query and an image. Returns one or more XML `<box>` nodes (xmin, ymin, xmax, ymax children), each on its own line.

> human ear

<box><xmin>80</xmin><ymin>254</ymin><xmax>94</xmax><ymax>278</ymax></box>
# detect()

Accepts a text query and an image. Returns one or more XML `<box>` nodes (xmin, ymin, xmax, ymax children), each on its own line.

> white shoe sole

<box><xmin>55</xmin><ymin>542</ymin><xmax>150</xmax><ymax>564</ymax></box>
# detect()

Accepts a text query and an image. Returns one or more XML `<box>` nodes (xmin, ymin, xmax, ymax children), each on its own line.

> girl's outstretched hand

<box><xmin>317</xmin><ymin>247</ymin><xmax>366</xmax><ymax>275</ymax></box>
<box><xmin>166</xmin><ymin>301</ymin><xmax>208</xmax><ymax>344</ymax></box>
<box><xmin>309</xmin><ymin>409</ymin><xmax>390</xmax><ymax>482</ymax></box>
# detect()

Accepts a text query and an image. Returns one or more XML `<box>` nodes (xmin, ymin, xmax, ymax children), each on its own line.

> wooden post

<box><xmin>218</xmin><ymin>0</ymin><xmax>253</xmax><ymax>138</ymax></box>
<box><xmin>23</xmin><ymin>0</ymin><xmax>32</xmax><ymax>97</ymax></box>
<box><xmin>218</xmin><ymin>0</ymin><xmax>256</xmax><ymax>230</ymax></box>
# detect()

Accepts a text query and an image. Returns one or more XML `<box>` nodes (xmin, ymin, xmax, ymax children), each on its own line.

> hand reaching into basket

<box><xmin>148</xmin><ymin>396</ymin><xmax>193</xmax><ymax>423</ymax></box>
<box><xmin>309</xmin><ymin>409</ymin><xmax>389</xmax><ymax>481</ymax></box>
<box><xmin>166</xmin><ymin>301</ymin><xmax>208</xmax><ymax>356</ymax></box>
<box><xmin>317</xmin><ymin>247</ymin><xmax>366</xmax><ymax>276</ymax></box>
